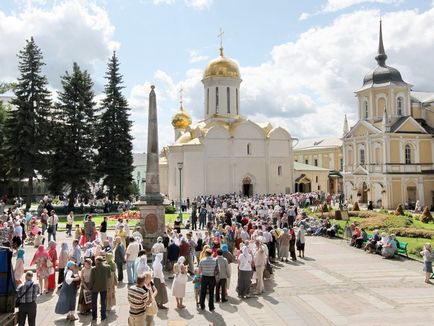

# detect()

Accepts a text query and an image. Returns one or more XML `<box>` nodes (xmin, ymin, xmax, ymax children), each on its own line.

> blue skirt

<box><xmin>423</xmin><ymin>261</ymin><xmax>433</xmax><ymax>273</ymax></box>
<box><xmin>55</xmin><ymin>280</ymin><xmax>78</xmax><ymax>314</ymax></box>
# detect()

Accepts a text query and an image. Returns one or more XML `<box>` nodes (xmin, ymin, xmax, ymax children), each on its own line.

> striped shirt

<box><xmin>128</xmin><ymin>285</ymin><xmax>148</xmax><ymax>316</ymax></box>
<box><xmin>199</xmin><ymin>256</ymin><xmax>217</xmax><ymax>277</ymax></box>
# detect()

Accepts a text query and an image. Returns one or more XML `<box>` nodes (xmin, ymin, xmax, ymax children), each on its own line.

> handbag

<box><xmin>145</xmin><ymin>286</ymin><xmax>158</xmax><ymax>316</ymax></box>
<box><xmin>83</xmin><ymin>289</ymin><xmax>92</xmax><ymax>304</ymax></box>
<box><xmin>15</xmin><ymin>282</ymin><xmax>33</xmax><ymax>308</ymax></box>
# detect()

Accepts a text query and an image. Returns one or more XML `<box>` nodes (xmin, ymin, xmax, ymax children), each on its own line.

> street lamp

<box><xmin>177</xmin><ymin>162</ymin><xmax>183</xmax><ymax>223</ymax></box>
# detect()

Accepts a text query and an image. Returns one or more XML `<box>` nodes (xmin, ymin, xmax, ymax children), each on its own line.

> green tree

<box><xmin>52</xmin><ymin>62</ymin><xmax>96</xmax><ymax>209</ymax></box>
<box><xmin>0</xmin><ymin>100</ymin><xmax>8</xmax><ymax>182</ymax></box>
<box><xmin>96</xmin><ymin>52</ymin><xmax>133</xmax><ymax>200</ymax></box>
<box><xmin>4</xmin><ymin>38</ymin><xmax>52</xmax><ymax>209</ymax></box>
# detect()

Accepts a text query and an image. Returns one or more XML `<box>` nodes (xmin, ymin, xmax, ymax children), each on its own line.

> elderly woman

<box><xmin>278</xmin><ymin>228</ymin><xmax>290</xmax><ymax>262</ymax></box>
<box><xmin>376</xmin><ymin>232</ymin><xmax>389</xmax><ymax>253</ymax></box>
<box><xmin>55</xmin><ymin>261</ymin><xmax>80</xmax><ymax>321</ymax></box>
<box><xmin>136</xmin><ymin>251</ymin><xmax>150</xmax><ymax>275</ymax></box>
<box><xmin>296</xmin><ymin>225</ymin><xmax>306</xmax><ymax>258</ymax></box>
<box><xmin>106</xmin><ymin>253</ymin><xmax>118</xmax><ymax>310</ymax></box>
<box><xmin>172</xmin><ymin>257</ymin><xmax>188</xmax><ymax>309</ymax></box>
<box><xmin>420</xmin><ymin>243</ymin><xmax>434</xmax><ymax>284</ymax></box>
<box><xmin>77</xmin><ymin>258</ymin><xmax>93</xmax><ymax>314</ymax></box>
<box><xmin>365</xmin><ymin>230</ymin><xmax>380</xmax><ymax>254</ymax></box>
<box><xmin>381</xmin><ymin>234</ymin><xmax>397</xmax><ymax>258</ymax></box>
<box><xmin>30</xmin><ymin>245</ymin><xmax>49</xmax><ymax>293</ymax></box>
<box><xmin>15</xmin><ymin>247</ymin><xmax>25</xmax><ymax>285</ymax></box>
<box><xmin>47</xmin><ymin>241</ymin><xmax>58</xmax><ymax>291</ymax></box>
<box><xmin>237</xmin><ymin>246</ymin><xmax>253</xmax><ymax>299</ymax></box>
<box><xmin>152</xmin><ymin>253</ymin><xmax>168</xmax><ymax>309</ymax></box>
<box><xmin>253</xmin><ymin>241</ymin><xmax>267</xmax><ymax>295</ymax></box>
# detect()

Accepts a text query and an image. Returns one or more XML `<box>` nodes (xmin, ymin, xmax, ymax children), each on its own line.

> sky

<box><xmin>1</xmin><ymin>0</ymin><xmax>434</xmax><ymax>152</ymax></box>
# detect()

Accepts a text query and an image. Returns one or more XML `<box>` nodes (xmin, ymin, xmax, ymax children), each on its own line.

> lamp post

<box><xmin>177</xmin><ymin>162</ymin><xmax>183</xmax><ymax>223</ymax></box>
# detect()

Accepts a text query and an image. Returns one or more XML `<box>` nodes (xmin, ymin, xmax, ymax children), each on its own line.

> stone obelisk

<box><xmin>137</xmin><ymin>85</ymin><xmax>165</xmax><ymax>248</ymax></box>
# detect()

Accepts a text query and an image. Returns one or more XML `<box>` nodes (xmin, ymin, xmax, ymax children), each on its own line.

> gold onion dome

<box><xmin>203</xmin><ymin>48</ymin><xmax>241</xmax><ymax>79</ymax></box>
<box><xmin>171</xmin><ymin>105</ymin><xmax>192</xmax><ymax>129</ymax></box>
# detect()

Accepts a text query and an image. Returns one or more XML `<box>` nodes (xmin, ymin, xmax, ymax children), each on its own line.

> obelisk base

<box><xmin>136</xmin><ymin>202</ymin><xmax>165</xmax><ymax>250</ymax></box>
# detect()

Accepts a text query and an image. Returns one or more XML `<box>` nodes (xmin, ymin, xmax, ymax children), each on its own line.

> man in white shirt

<box><xmin>66</xmin><ymin>211</ymin><xmax>74</xmax><ymax>237</ymax></box>
<box><xmin>48</xmin><ymin>210</ymin><xmax>59</xmax><ymax>242</ymax></box>
<box><xmin>125</xmin><ymin>237</ymin><xmax>140</xmax><ymax>284</ymax></box>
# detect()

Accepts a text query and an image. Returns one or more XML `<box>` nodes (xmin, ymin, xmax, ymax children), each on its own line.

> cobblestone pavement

<box><xmin>16</xmin><ymin>230</ymin><xmax>434</xmax><ymax>326</ymax></box>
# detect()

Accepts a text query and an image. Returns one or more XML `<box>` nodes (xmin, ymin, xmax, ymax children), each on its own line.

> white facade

<box><xmin>160</xmin><ymin>48</ymin><xmax>294</xmax><ymax>199</ymax></box>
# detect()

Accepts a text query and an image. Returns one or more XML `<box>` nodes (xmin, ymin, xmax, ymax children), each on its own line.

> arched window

<box><xmin>236</xmin><ymin>88</ymin><xmax>239</xmax><ymax>115</ymax></box>
<box><xmin>215</xmin><ymin>87</ymin><xmax>219</xmax><ymax>113</ymax></box>
<box><xmin>397</xmin><ymin>97</ymin><xmax>403</xmax><ymax>116</ymax></box>
<box><xmin>206</xmin><ymin>88</ymin><xmax>209</xmax><ymax>114</ymax></box>
<box><xmin>360</xmin><ymin>148</ymin><xmax>365</xmax><ymax>165</ymax></box>
<box><xmin>277</xmin><ymin>166</ymin><xmax>282</xmax><ymax>176</ymax></box>
<box><xmin>364</xmin><ymin>101</ymin><xmax>368</xmax><ymax>120</ymax></box>
<box><xmin>405</xmin><ymin>144</ymin><xmax>412</xmax><ymax>164</ymax></box>
<box><xmin>247</xmin><ymin>143</ymin><xmax>251</xmax><ymax>156</ymax></box>
<box><xmin>227</xmin><ymin>87</ymin><xmax>230</xmax><ymax>113</ymax></box>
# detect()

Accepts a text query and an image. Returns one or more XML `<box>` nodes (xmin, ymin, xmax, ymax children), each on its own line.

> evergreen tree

<box><xmin>5</xmin><ymin>38</ymin><xmax>52</xmax><ymax>209</ymax></box>
<box><xmin>53</xmin><ymin>62</ymin><xmax>96</xmax><ymax>209</ymax></box>
<box><xmin>96</xmin><ymin>52</ymin><xmax>133</xmax><ymax>200</ymax></box>
<box><xmin>0</xmin><ymin>100</ymin><xmax>7</xmax><ymax>182</ymax></box>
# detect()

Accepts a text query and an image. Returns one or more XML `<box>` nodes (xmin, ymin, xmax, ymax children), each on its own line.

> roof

<box><xmin>411</xmin><ymin>91</ymin><xmax>434</xmax><ymax>104</ymax></box>
<box><xmin>133</xmin><ymin>153</ymin><xmax>147</xmax><ymax>166</ymax></box>
<box><xmin>294</xmin><ymin>161</ymin><xmax>329</xmax><ymax>171</ymax></box>
<box><xmin>294</xmin><ymin>137</ymin><xmax>342</xmax><ymax>151</ymax></box>
<box><xmin>390</xmin><ymin>116</ymin><xmax>409</xmax><ymax>133</ymax></box>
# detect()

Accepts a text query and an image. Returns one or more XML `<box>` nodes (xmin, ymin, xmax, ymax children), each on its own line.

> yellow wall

<box><xmin>420</xmin><ymin>140</ymin><xmax>432</xmax><ymax>164</ymax></box>
<box><xmin>423</xmin><ymin>179</ymin><xmax>434</xmax><ymax>209</ymax></box>
<box><xmin>390</xmin><ymin>140</ymin><xmax>400</xmax><ymax>163</ymax></box>
<box><xmin>391</xmin><ymin>179</ymin><xmax>402</xmax><ymax>208</ymax></box>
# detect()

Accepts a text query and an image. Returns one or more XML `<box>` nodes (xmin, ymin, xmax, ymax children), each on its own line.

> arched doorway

<box><xmin>242</xmin><ymin>176</ymin><xmax>253</xmax><ymax>197</ymax></box>
<box><xmin>361</xmin><ymin>182</ymin><xmax>368</xmax><ymax>203</ymax></box>
<box><xmin>295</xmin><ymin>174</ymin><xmax>311</xmax><ymax>193</ymax></box>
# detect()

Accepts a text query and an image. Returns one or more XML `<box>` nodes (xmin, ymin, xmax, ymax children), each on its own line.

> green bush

<box><xmin>409</xmin><ymin>245</ymin><xmax>424</xmax><ymax>256</ymax></box>
<box><xmin>388</xmin><ymin>228</ymin><xmax>434</xmax><ymax>239</ymax></box>
<box><xmin>165</xmin><ymin>205</ymin><xmax>177</xmax><ymax>214</ymax></box>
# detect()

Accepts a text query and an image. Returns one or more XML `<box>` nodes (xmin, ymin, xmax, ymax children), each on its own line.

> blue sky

<box><xmin>1</xmin><ymin>0</ymin><xmax>434</xmax><ymax>151</ymax></box>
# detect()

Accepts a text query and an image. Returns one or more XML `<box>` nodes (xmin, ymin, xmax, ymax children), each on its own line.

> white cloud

<box><xmin>300</xmin><ymin>0</ymin><xmax>401</xmax><ymax>20</ymax></box>
<box><xmin>189</xmin><ymin>50</ymin><xmax>209</xmax><ymax>63</ymax></box>
<box><xmin>146</xmin><ymin>0</ymin><xmax>213</xmax><ymax>10</ymax></box>
<box><xmin>0</xmin><ymin>1</ymin><xmax>119</xmax><ymax>88</ymax></box>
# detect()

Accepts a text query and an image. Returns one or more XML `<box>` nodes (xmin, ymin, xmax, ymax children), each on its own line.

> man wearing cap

<box><xmin>17</xmin><ymin>271</ymin><xmax>40</xmax><ymax>326</ymax></box>
<box><xmin>89</xmin><ymin>256</ymin><xmax>111</xmax><ymax>321</ymax></box>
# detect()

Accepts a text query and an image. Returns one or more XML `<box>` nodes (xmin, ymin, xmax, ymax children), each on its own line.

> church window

<box><xmin>318</xmin><ymin>185</ymin><xmax>321</xmax><ymax>191</ymax></box>
<box><xmin>315</xmin><ymin>176</ymin><xmax>318</xmax><ymax>183</ymax></box>
<box><xmin>236</xmin><ymin>88</ymin><xmax>239</xmax><ymax>115</ymax></box>
<box><xmin>305</xmin><ymin>159</ymin><xmax>308</xmax><ymax>165</ymax></box>
<box><xmin>227</xmin><ymin>87</ymin><xmax>230</xmax><ymax>113</ymax></box>
<box><xmin>277</xmin><ymin>166</ymin><xmax>282</xmax><ymax>176</ymax></box>
<box><xmin>364</xmin><ymin>101</ymin><xmax>368</xmax><ymax>120</ymax></box>
<box><xmin>405</xmin><ymin>144</ymin><xmax>412</xmax><ymax>164</ymax></box>
<box><xmin>340</xmin><ymin>158</ymin><xmax>343</xmax><ymax>171</ymax></box>
<box><xmin>216</xmin><ymin>87</ymin><xmax>219</xmax><ymax>113</ymax></box>
<box><xmin>360</xmin><ymin>148</ymin><xmax>365</xmax><ymax>166</ymax></box>
<box><xmin>314</xmin><ymin>159</ymin><xmax>318</xmax><ymax>166</ymax></box>
<box><xmin>397</xmin><ymin>97</ymin><xmax>403</xmax><ymax>116</ymax></box>
<box><xmin>207</xmin><ymin>88</ymin><xmax>209</xmax><ymax>114</ymax></box>
<box><xmin>247</xmin><ymin>143</ymin><xmax>251</xmax><ymax>155</ymax></box>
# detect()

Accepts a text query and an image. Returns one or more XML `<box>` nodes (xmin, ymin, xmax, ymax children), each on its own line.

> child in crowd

<box><xmin>74</xmin><ymin>224</ymin><xmax>81</xmax><ymax>241</ymax></box>
<box><xmin>192</xmin><ymin>267</ymin><xmax>202</xmax><ymax>307</ymax></box>
<box><xmin>34</xmin><ymin>231</ymin><xmax>43</xmax><ymax>248</ymax></box>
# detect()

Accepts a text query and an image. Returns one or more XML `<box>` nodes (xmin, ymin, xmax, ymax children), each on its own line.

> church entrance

<box><xmin>242</xmin><ymin>176</ymin><xmax>253</xmax><ymax>197</ymax></box>
<box><xmin>295</xmin><ymin>174</ymin><xmax>311</xmax><ymax>193</ymax></box>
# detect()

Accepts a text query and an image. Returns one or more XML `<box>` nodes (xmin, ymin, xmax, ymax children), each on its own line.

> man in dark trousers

<box><xmin>198</xmin><ymin>248</ymin><xmax>216</xmax><ymax>311</ymax></box>
<box><xmin>17</xmin><ymin>271</ymin><xmax>40</xmax><ymax>326</ymax></box>
<box><xmin>89</xmin><ymin>256</ymin><xmax>111</xmax><ymax>321</ymax></box>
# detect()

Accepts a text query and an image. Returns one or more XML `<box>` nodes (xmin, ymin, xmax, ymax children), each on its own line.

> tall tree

<box><xmin>53</xmin><ymin>62</ymin><xmax>96</xmax><ymax>209</ymax></box>
<box><xmin>96</xmin><ymin>52</ymin><xmax>133</xmax><ymax>200</ymax></box>
<box><xmin>4</xmin><ymin>38</ymin><xmax>52</xmax><ymax>209</ymax></box>
<box><xmin>0</xmin><ymin>100</ymin><xmax>8</xmax><ymax>182</ymax></box>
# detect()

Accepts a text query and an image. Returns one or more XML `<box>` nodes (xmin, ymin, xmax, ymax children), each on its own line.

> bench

<box><xmin>395</xmin><ymin>240</ymin><xmax>408</xmax><ymax>257</ymax></box>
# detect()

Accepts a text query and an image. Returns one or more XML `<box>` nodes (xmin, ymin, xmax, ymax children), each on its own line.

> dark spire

<box><xmin>375</xmin><ymin>20</ymin><xmax>387</xmax><ymax>67</ymax></box>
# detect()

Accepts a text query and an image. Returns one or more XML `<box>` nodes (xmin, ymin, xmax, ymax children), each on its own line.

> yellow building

<box><xmin>293</xmin><ymin>137</ymin><xmax>343</xmax><ymax>194</ymax></box>
<box><xmin>294</xmin><ymin>162</ymin><xmax>330</xmax><ymax>194</ymax></box>
<box><xmin>342</xmin><ymin>22</ymin><xmax>434</xmax><ymax>209</ymax></box>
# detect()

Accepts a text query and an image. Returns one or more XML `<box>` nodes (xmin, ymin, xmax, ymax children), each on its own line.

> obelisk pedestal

<box><xmin>136</xmin><ymin>85</ymin><xmax>165</xmax><ymax>249</ymax></box>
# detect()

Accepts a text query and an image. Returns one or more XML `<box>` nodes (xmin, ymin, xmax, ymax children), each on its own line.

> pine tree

<box><xmin>96</xmin><ymin>52</ymin><xmax>133</xmax><ymax>200</ymax></box>
<box><xmin>53</xmin><ymin>62</ymin><xmax>96</xmax><ymax>209</ymax></box>
<box><xmin>0</xmin><ymin>100</ymin><xmax>7</xmax><ymax>182</ymax></box>
<box><xmin>5</xmin><ymin>38</ymin><xmax>52</xmax><ymax>209</ymax></box>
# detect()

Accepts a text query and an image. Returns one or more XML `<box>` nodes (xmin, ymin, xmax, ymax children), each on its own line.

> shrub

<box><xmin>321</xmin><ymin>203</ymin><xmax>329</xmax><ymax>212</ymax></box>
<box><xmin>409</xmin><ymin>245</ymin><xmax>424</xmax><ymax>256</ymax></box>
<box><xmin>420</xmin><ymin>207</ymin><xmax>433</xmax><ymax>224</ymax></box>
<box><xmin>388</xmin><ymin>228</ymin><xmax>434</xmax><ymax>239</ymax></box>
<box><xmin>165</xmin><ymin>205</ymin><xmax>177</xmax><ymax>214</ymax></box>
<box><xmin>394</xmin><ymin>204</ymin><xmax>404</xmax><ymax>216</ymax></box>
<box><xmin>353</xmin><ymin>202</ymin><xmax>360</xmax><ymax>211</ymax></box>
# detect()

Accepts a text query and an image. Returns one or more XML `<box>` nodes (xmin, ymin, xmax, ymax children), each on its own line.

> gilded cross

<box><xmin>218</xmin><ymin>28</ymin><xmax>224</xmax><ymax>49</ymax></box>
<box><xmin>179</xmin><ymin>86</ymin><xmax>184</xmax><ymax>106</ymax></box>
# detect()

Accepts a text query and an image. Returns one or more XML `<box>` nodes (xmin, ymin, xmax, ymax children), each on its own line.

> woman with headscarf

<box><xmin>47</xmin><ymin>241</ymin><xmax>58</xmax><ymax>291</ymax></box>
<box><xmin>278</xmin><ymin>228</ymin><xmax>290</xmax><ymax>262</ymax></box>
<box><xmin>289</xmin><ymin>227</ymin><xmax>297</xmax><ymax>261</ymax></box>
<box><xmin>221</xmin><ymin>243</ymin><xmax>234</xmax><ymax>290</ymax></box>
<box><xmin>58</xmin><ymin>243</ymin><xmax>69</xmax><ymax>287</ymax></box>
<box><xmin>106</xmin><ymin>253</ymin><xmax>118</xmax><ymax>310</ymax></box>
<box><xmin>30</xmin><ymin>245</ymin><xmax>49</xmax><ymax>293</ymax></box>
<box><xmin>55</xmin><ymin>261</ymin><xmax>80</xmax><ymax>321</ymax></box>
<box><xmin>15</xmin><ymin>246</ymin><xmax>25</xmax><ymax>285</ymax></box>
<box><xmin>381</xmin><ymin>234</ymin><xmax>397</xmax><ymax>259</ymax></box>
<box><xmin>84</xmin><ymin>242</ymin><xmax>94</xmax><ymax>264</ymax></box>
<box><xmin>172</xmin><ymin>256</ymin><xmax>188</xmax><ymax>309</ymax></box>
<box><xmin>237</xmin><ymin>246</ymin><xmax>253</xmax><ymax>299</ymax></box>
<box><xmin>296</xmin><ymin>225</ymin><xmax>306</xmax><ymax>258</ymax></box>
<box><xmin>136</xmin><ymin>251</ymin><xmax>150</xmax><ymax>275</ymax></box>
<box><xmin>152</xmin><ymin>253</ymin><xmax>168</xmax><ymax>309</ymax></box>
<box><xmin>77</xmin><ymin>258</ymin><xmax>93</xmax><ymax>314</ymax></box>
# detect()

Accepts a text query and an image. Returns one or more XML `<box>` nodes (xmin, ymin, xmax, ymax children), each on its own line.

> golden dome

<box><xmin>203</xmin><ymin>48</ymin><xmax>240</xmax><ymax>79</ymax></box>
<box><xmin>171</xmin><ymin>105</ymin><xmax>192</xmax><ymax>129</ymax></box>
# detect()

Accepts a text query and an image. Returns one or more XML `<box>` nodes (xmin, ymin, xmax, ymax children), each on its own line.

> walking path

<box><xmin>23</xmin><ymin>232</ymin><xmax>434</xmax><ymax>326</ymax></box>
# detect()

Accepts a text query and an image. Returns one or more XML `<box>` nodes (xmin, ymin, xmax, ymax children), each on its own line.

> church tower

<box><xmin>202</xmin><ymin>46</ymin><xmax>242</xmax><ymax>120</ymax></box>
<box><xmin>171</xmin><ymin>96</ymin><xmax>192</xmax><ymax>141</ymax></box>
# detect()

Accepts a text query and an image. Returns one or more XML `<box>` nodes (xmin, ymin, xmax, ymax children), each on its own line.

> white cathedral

<box><xmin>159</xmin><ymin>47</ymin><xmax>294</xmax><ymax>199</ymax></box>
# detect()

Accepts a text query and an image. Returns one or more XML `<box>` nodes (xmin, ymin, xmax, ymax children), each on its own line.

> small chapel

<box><xmin>159</xmin><ymin>46</ymin><xmax>294</xmax><ymax>199</ymax></box>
